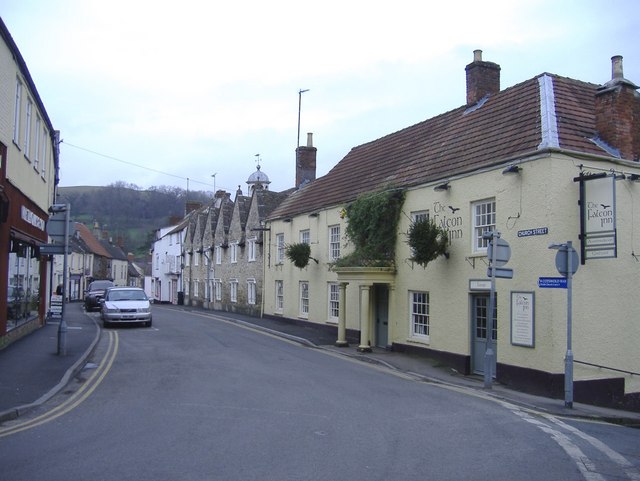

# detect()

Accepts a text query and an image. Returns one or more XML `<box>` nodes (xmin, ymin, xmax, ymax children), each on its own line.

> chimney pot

<box><xmin>473</xmin><ymin>49</ymin><xmax>483</xmax><ymax>62</ymax></box>
<box><xmin>306</xmin><ymin>132</ymin><xmax>313</xmax><ymax>147</ymax></box>
<box><xmin>612</xmin><ymin>55</ymin><xmax>624</xmax><ymax>80</ymax></box>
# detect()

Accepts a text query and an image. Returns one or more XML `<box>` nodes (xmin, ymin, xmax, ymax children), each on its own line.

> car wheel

<box><xmin>103</xmin><ymin>320</ymin><xmax>110</xmax><ymax>328</ymax></box>
<box><xmin>145</xmin><ymin>319</ymin><xmax>152</xmax><ymax>328</ymax></box>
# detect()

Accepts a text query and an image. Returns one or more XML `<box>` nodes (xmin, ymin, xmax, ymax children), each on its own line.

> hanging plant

<box><xmin>333</xmin><ymin>188</ymin><xmax>405</xmax><ymax>268</ymax></box>
<box><xmin>407</xmin><ymin>218</ymin><xmax>449</xmax><ymax>267</ymax></box>
<box><xmin>285</xmin><ymin>242</ymin><xmax>318</xmax><ymax>269</ymax></box>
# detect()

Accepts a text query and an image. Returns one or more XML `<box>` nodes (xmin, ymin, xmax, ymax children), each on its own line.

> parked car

<box><xmin>100</xmin><ymin>287</ymin><xmax>152</xmax><ymax>328</ymax></box>
<box><xmin>84</xmin><ymin>280</ymin><xmax>115</xmax><ymax>311</ymax></box>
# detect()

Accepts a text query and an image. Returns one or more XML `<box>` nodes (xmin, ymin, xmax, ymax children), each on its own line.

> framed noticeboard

<box><xmin>511</xmin><ymin>292</ymin><xmax>535</xmax><ymax>347</ymax></box>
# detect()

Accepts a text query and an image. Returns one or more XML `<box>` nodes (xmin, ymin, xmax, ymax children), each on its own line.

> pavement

<box><xmin>1</xmin><ymin>302</ymin><xmax>639</xmax><ymax>427</ymax></box>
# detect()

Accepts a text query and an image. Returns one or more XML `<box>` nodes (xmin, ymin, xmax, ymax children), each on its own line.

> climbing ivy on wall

<box><xmin>333</xmin><ymin>188</ymin><xmax>405</xmax><ymax>268</ymax></box>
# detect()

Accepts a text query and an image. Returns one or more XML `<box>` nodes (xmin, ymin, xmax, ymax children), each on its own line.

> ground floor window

<box><xmin>214</xmin><ymin>279</ymin><xmax>222</xmax><ymax>301</ymax></box>
<box><xmin>247</xmin><ymin>279</ymin><xmax>256</xmax><ymax>305</ymax></box>
<box><xmin>299</xmin><ymin>281</ymin><xmax>309</xmax><ymax>317</ymax></box>
<box><xmin>275</xmin><ymin>280</ymin><xmax>284</xmax><ymax>312</ymax></box>
<box><xmin>230</xmin><ymin>279</ymin><xmax>238</xmax><ymax>303</ymax></box>
<box><xmin>7</xmin><ymin>240</ymin><xmax>40</xmax><ymax>330</ymax></box>
<box><xmin>410</xmin><ymin>291</ymin><xmax>429</xmax><ymax>340</ymax></box>
<box><xmin>328</xmin><ymin>283</ymin><xmax>339</xmax><ymax>322</ymax></box>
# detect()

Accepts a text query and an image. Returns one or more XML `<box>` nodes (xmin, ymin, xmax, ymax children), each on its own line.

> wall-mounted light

<box><xmin>502</xmin><ymin>165</ymin><xmax>522</xmax><ymax>175</ymax></box>
<box><xmin>629</xmin><ymin>174</ymin><xmax>640</xmax><ymax>182</ymax></box>
<box><xmin>283</xmin><ymin>218</ymin><xmax>292</xmax><ymax>223</ymax></box>
<box><xmin>434</xmin><ymin>182</ymin><xmax>450</xmax><ymax>192</ymax></box>
<box><xmin>308</xmin><ymin>212</ymin><xmax>319</xmax><ymax>217</ymax></box>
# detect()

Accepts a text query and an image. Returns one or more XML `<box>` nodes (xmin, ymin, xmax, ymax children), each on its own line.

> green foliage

<box><xmin>57</xmin><ymin>183</ymin><xmax>211</xmax><ymax>257</ymax></box>
<box><xmin>407</xmin><ymin>218</ymin><xmax>449</xmax><ymax>267</ymax></box>
<box><xmin>334</xmin><ymin>188</ymin><xmax>405</xmax><ymax>267</ymax></box>
<box><xmin>285</xmin><ymin>242</ymin><xmax>313</xmax><ymax>269</ymax></box>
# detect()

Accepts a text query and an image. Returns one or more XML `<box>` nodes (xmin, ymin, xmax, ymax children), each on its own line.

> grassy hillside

<box><xmin>57</xmin><ymin>183</ymin><xmax>211</xmax><ymax>257</ymax></box>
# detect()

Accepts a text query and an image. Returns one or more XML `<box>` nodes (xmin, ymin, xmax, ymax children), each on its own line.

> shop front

<box><xmin>0</xmin><ymin>181</ymin><xmax>49</xmax><ymax>346</ymax></box>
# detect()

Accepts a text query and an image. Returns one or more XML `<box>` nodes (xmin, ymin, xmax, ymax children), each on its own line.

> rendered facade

<box><xmin>263</xmin><ymin>52</ymin><xmax>640</xmax><ymax>410</ymax></box>
<box><xmin>0</xmin><ymin>18</ymin><xmax>59</xmax><ymax>346</ymax></box>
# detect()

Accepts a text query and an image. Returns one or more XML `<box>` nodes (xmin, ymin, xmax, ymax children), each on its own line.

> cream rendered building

<box><xmin>263</xmin><ymin>52</ymin><xmax>640</xmax><ymax>410</ymax></box>
<box><xmin>1</xmin><ymin>17</ymin><xmax>59</xmax><ymax>345</ymax></box>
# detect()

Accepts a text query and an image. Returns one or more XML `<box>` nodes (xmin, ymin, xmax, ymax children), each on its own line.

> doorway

<box><xmin>471</xmin><ymin>294</ymin><xmax>497</xmax><ymax>375</ymax></box>
<box><xmin>374</xmin><ymin>284</ymin><xmax>389</xmax><ymax>348</ymax></box>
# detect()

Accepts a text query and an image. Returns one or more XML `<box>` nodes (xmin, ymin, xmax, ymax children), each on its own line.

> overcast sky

<box><xmin>3</xmin><ymin>0</ymin><xmax>639</xmax><ymax>195</ymax></box>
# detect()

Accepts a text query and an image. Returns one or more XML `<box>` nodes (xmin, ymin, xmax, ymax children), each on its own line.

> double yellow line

<box><xmin>0</xmin><ymin>330</ymin><xmax>119</xmax><ymax>438</ymax></box>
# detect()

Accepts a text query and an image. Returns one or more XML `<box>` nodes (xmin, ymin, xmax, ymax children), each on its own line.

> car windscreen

<box><xmin>107</xmin><ymin>290</ymin><xmax>147</xmax><ymax>301</ymax></box>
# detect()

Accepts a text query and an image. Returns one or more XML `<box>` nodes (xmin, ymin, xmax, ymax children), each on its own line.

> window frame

<box><xmin>247</xmin><ymin>278</ymin><xmax>256</xmax><ymax>305</ymax></box>
<box><xmin>248</xmin><ymin>237</ymin><xmax>257</xmax><ymax>262</ymax></box>
<box><xmin>410</xmin><ymin>290</ymin><xmax>430</xmax><ymax>342</ymax></box>
<box><xmin>276</xmin><ymin>233</ymin><xmax>285</xmax><ymax>263</ymax></box>
<box><xmin>472</xmin><ymin>198</ymin><xmax>496</xmax><ymax>253</ymax></box>
<box><xmin>328</xmin><ymin>282</ymin><xmax>339</xmax><ymax>322</ymax></box>
<box><xmin>275</xmin><ymin>280</ymin><xmax>284</xmax><ymax>313</ymax></box>
<box><xmin>13</xmin><ymin>79</ymin><xmax>22</xmax><ymax>145</ymax></box>
<box><xmin>230</xmin><ymin>279</ymin><xmax>238</xmax><ymax>303</ymax></box>
<box><xmin>299</xmin><ymin>281</ymin><xmax>309</xmax><ymax>318</ymax></box>
<box><xmin>328</xmin><ymin>225</ymin><xmax>341</xmax><ymax>260</ymax></box>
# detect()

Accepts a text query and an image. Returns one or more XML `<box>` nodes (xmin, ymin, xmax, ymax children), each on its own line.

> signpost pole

<box><xmin>484</xmin><ymin>232</ymin><xmax>499</xmax><ymax>389</ymax></box>
<box><xmin>564</xmin><ymin>241</ymin><xmax>573</xmax><ymax>408</ymax></box>
<box><xmin>57</xmin><ymin>204</ymin><xmax>70</xmax><ymax>356</ymax></box>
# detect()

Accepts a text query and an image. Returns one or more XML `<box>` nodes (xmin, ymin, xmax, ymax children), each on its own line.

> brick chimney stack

<box><xmin>465</xmin><ymin>49</ymin><xmax>501</xmax><ymax>106</ymax></box>
<box><xmin>595</xmin><ymin>55</ymin><xmax>640</xmax><ymax>161</ymax></box>
<box><xmin>295</xmin><ymin>132</ymin><xmax>317</xmax><ymax>189</ymax></box>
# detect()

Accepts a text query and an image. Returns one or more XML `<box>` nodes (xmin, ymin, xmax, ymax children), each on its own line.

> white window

<box><xmin>247</xmin><ymin>279</ymin><xmax>256</xmax><ymax>305</ymax></box>
<box><xmin>329</xmin><ymin>225</ymin><xmax>340</xmax><ymax>260</ymax></box>
<box><xmin>410</xmin><ymin>291</ymin><xmax>430</xmax><ymax>340</ymax></box>
<box><xmin>13</xmin><ymin>79</ymin><xmax>22</xmax><ymax>144</ymax></box>
<box><xmin>248</xmin><ymin>237</ymin><xmax>257</xmax><ymax>262</ymax></box>
<box><xmin>214</xmin><ymin>279</ymin><xmax>222</xmax><ymax>301</ymax></box>
<box><xmin>204</xmin><ymin>251</ymin><xmax>209</xmax><ymax>266</ymax></box>
<box><xmin>230</xmin><ymin>279</ymin><xmax>238</xmax><ymax>302</ymax></box>
<box><xmin>472</xmin><ymin>199</ymin><xmax>496</xmax><ymax>252</ymax></box>
<box><xmin>34</xmin><ymin>116</ymin><xmax>41</xmax><ymax>171</ymax></box>
<box><xmin>215</xmin><ymin>245</ymin><xmax>222</xmax><ymax>264</ymax></box>
<box><xmin>276</xmin><ymin>233</ymin><xmax>285</xmax><ymax>263</ymax></box>
<box><xmin>193</xmin><ymin>280</ymin><xmax>199</xmax><ymax>297</ymax></box>
<box><xmin>194</xmin><ymin>251</ymin><xmax>199</xmax><ymax>266</ymax></box>
<box><xmin>231</xmin><ymin>243</ymin><xmax>238</xmax><ymax>263</ymax></box>
<box><xmin>24</xmin><ymin>98</ymin><xmax>32</xmax><ymax>158</ymax></box>
<box><xmin>275</xmin><ymin>280</ymin><xmax>284</xmax><ymax>312</ymax></box>
<box><xmin>328</xmin><ymin>283</ymin><xmax>339</xmax><ymax>322</ymax></box>
<box><xmin>299</xmin><ymin>281</ymin><xmax>309</xmax><ymax>317</ymax></box>
<box><xmin>411</xmin><ymin>210</ymin><xmax>429</xmax><ymax>223</ymax></box>
<box><xmin>300</xmin><ymin>229</ymin><xmax>310</xmax><ymax>244</ymax></box>
<box><xmin>40</xmin><ymin>128</ymin><xmax>47</xmax><ymax>177</ymax></box>
<box><xmin>185</xmin><ymin>252</ymin><xmax>191</xmax><ymax>266</ymax></box>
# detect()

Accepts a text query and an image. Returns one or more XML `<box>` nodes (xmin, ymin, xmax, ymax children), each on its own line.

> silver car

<box><xmin>100</xmin><ymin>287</ymin><xmax>152</xmax><ymax>328</ymax></box>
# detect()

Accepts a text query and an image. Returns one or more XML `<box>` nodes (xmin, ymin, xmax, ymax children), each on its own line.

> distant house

<box><xmin>151</xmin><ymin>217</ymin><xmax>189</xmax><ymax>304</ymax></box>
<box><xmin>263</xmin><ymin>52</ymin><xmax>640</xmax><ymax>410</ymax></box>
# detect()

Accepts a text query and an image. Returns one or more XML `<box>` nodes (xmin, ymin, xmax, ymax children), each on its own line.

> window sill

<box><xmin>407</xmin><ymin>336</ymin><xmax>430</xmax><ymax>346</ymax></box>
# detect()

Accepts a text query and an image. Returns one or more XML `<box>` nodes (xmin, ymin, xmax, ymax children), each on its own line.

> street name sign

<box><xmin>538</xmin><ymin>277</ymin><xmax>567</xmax><ymax>288</ymax></box>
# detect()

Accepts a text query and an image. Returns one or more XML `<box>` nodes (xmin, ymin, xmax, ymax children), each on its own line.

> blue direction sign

<box><xmin>538</xmin><ymin>277</ymin><xmax>567</xmax><ymax>288</ymax></box>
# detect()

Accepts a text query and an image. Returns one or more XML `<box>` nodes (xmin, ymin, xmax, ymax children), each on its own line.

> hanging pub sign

<box><xmin>574</xmin><ymin>172</ymin><xmax>617</xmax><ymax>262</ymax></box>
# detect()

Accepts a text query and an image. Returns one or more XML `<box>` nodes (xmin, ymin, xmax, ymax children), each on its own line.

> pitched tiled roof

<box><xmin>74</xmin><ymin>223</ymin><xmax>112</xmax><ymax>258</ymax></box>
<box><xmin>269</xmin><ymin>74</ymin><xmax>608</xmax><ymax>220</ymax></box>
